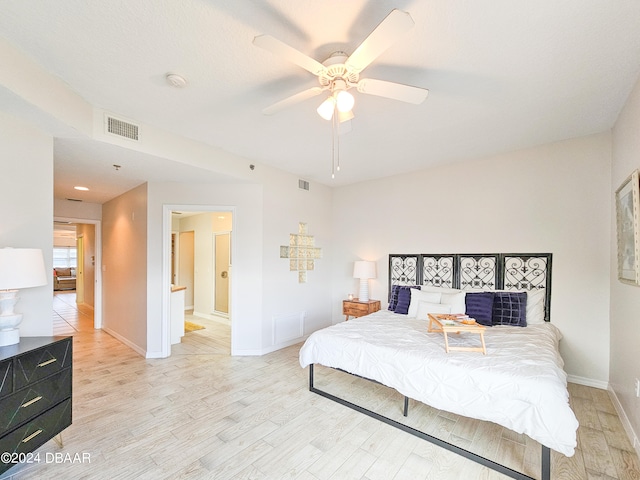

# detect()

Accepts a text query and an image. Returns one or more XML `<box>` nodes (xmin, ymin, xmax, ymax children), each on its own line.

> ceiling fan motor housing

<box><xmin>319</xmin><ymin>52</ymin><xmax>359</xmax><ymax>88</ymax></box>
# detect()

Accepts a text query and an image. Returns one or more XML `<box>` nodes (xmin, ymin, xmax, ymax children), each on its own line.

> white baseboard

<box><xmin>608</xmin><ymin>386</ymin><xmax>640</xmax><ymax>459</ymax></box>
<box><xmin>567</xmin><ymin>374</ymin><xmax>609</xmax><ymax>390</ymax></box>
<box><xmin>101</xmin><ymin>327</ymin><xmax>147</xmax><ymax>357</ymax></box>
<box><xmin>232</xmin><ymin>335</ymin><xmax>308</xmax><ymax>356</ymax></box>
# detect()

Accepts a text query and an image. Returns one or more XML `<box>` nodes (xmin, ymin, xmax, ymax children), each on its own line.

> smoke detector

<box><xmin>166</xmin><ymin>73</ymin><xmax>188</xmax><ymax>88</ymax></box>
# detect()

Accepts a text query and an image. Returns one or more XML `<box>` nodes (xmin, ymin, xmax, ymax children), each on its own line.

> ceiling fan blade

<box><xmin>253</xmin><ymin>35</ymin><xmax>327</xmax><ymax>76</ymax></box>
<box><xmin>345</xmin><ymin>9</ymin><xmax>415</xmax><ymax>74</ymax></box>
<box><xmin>262</xmin><ymin>87</ymin><xmax>325</xmax><ymax>115</ymax></box>
<box><xmin>357</xmin><ymin>78</ymin><xmax>428</xmax><ymax>104</ymax></box>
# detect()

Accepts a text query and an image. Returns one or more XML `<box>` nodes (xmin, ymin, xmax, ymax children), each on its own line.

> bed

<box><xmin>299</xmin><ymin>253</ymin><xmax>578</xmax><ymax>480</ymax></box>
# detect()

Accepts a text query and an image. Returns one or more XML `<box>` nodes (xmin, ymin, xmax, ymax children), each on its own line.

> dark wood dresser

<box><xmin>0</xmin><ymin>336</ymin><xmax>72</xmax><ymax>475</ymax></box>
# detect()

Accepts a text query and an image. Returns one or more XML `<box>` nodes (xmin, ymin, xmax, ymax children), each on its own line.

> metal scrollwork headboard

<box><xmin>388</xmin><ymin>253</ymin><xmax>552</xmax><ymax>321</ymax></box>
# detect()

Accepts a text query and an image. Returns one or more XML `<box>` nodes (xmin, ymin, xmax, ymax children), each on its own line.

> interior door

<box><xmin>214</xmin><ymin>233</ymin><xmax>230</xmax><ymax>314</ymax></box>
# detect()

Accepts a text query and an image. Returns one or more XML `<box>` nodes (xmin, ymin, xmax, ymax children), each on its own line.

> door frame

<box><xmin>161</xmin><ymin>205</ymin><xmax>236</xmax><ymax>357</ymax></box>
<box><xmin>53</xmin><ymin>216</ymin><xmax>102</xmax><ymax>329</ymax></box>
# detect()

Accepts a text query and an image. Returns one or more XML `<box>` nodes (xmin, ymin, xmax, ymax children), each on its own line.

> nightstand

<box><xmin>343</xmin><ymin>299</ymin><xmax>381</xmax><ymax>320</ymax></box>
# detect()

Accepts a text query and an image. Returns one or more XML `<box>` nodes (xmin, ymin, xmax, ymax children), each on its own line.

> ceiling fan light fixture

<box><xmin>317</xmin><ymin>96</ymin><xmax>336</xmax><ymax>120</ymax></box>
<box><xmin>338</xmin><ymin>110</ymin><xmax>354</xmax><ymax>123</ymax></box>
<box><xmin>336</xmin><ymin>90</ymin><xmax>355</xmax><ymax>113</ymax></box>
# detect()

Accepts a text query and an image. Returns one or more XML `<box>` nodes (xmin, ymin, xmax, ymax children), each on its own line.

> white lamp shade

<box><xmin>0</xmin><ymin>248</ymin><xmax>47</xmax><ymax>290</ymax></box>
<box><xmin>317</xmin><ymin>96</ymin><xmax>336</xmax><ymax>120</ymax></box>
<box><xmin>353</xmin><ymin>260</ymin><xmax>377</xmax><ymax>279</ymax></box>
<box><xmin>336</xmin><ymin>90</ymin><xmax>355</xmax><ymax>113</ymax></box>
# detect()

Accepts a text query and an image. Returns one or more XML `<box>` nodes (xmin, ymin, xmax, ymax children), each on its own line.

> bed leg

<box><xmin>309</xmin><ymin>364</ymin><xmax>314</xmax><ymax>390</ymax></box>
<box><xmin>403</xmin><ymin>396</ymin><xmax>409</xmax><ymax>417</ymax></box>
<box><xmin>541</xmin><ymin>446</ymin><xmax>550</xmax><ymax>480</ymax></box>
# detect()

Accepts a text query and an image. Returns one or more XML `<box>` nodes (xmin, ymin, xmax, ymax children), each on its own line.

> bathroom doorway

<box><xmin>166</xmin><ymin>208</ymin><xmax>233</xmax><ymax>356</ymax></box>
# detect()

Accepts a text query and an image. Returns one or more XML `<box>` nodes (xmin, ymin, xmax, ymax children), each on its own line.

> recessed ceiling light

<box><xmin>74</xmin><ymin>186</ymin><xmax>89</xmax><ymax>191</ymax></box>
<box><xmin>218</xmin><ymin>216</ymin><xmax>225</xmax><ymax>219</ymax></box>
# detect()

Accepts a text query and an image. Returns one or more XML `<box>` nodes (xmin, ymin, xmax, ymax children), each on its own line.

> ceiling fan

<box><xmin>253</xmin><ymin>9</ymin><xmax>429</xmax><ymax>123</ymax></box>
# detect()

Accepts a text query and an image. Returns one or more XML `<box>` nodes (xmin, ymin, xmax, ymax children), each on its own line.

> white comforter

<box><xmin>299</xmin><ymin>310</ymin><xmax>578</xmax><ymax>456</ymax></box>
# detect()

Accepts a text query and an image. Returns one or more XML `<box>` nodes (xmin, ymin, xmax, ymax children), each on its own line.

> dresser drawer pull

<box><xmin>21</xmin><ymin>396</ymin><xmax>43</xmax><ymax>408</ymax></box>
<box><xmin>38</xmin><ymin>358</ymin><xmax>57</xmax><ymax>367</ymax></box>
<box><xmin>22</xmin><ymin>429</ymin><xmax>43</xmax><ymax>443</ymax></box>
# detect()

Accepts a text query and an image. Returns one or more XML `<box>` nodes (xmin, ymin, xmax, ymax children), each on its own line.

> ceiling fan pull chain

<box><xmin>335</xmin><ymin>108</ymin><xmax>341</xmax><ymax>174</ymax></box>
<box><xmin>331</xmin><ymin>107</ymin><xmax>338</xmax><ymax>178</ymax></box>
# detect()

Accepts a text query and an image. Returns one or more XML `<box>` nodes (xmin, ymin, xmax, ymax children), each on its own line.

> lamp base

<box><xmin>0</xmin><ymin>328</ymin><xmax>19</xmax><ymax>347</ymax></box>
<box><xmin>358</xmin><ymin>279</ymin><xmax>370</xmax><ymax>302</ymax></box>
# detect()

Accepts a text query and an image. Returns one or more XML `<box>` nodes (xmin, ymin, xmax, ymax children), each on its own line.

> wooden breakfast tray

<box><xmin>427</xmin><ymin>313</ymin><xmax>487</xmax><ymax>354</ymax></box>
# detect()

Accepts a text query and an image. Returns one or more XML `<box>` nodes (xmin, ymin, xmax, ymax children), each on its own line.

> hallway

<box><xmin>53</xmin><ymin>292</ymin><xmax>231</xmax><ymax>355</ymax></box>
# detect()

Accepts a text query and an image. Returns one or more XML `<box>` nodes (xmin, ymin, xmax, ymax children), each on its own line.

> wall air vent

<box><xmin>105</xmin><ymin>115</ymin><xmax>139</xmax><ymax>141</ymax></box>
<box><xmin>298</xmin><ymin>179</ymin><xmax>310</xmax><ymax>191</ymax></box>
<box><xmin>65</xmin><ymin>198</ymin><xmax>83</xmax><ymax>202</ymax></box>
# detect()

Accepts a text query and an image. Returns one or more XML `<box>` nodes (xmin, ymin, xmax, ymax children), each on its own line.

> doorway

<box><xmin>165</xmin><ymin>208</ymin><xmax>233</xmax><ymax>356</ymax></box>
<box><xmin>53</xmin><ymin>217</ymin><xmax>102</xmax><ymax>330</ymax></box>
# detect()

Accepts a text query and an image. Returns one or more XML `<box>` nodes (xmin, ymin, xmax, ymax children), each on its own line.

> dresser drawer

<box><xmin>0</xmin><ymin>360</ymin><xmax>12</xmax><ymax>399</ymax></box>
<box><xmin>344</xmin><ymin>303</ymin><xmax>370</xmax><ymax>316</ymax></box>
<box><xmin>14</xmin><ymin>338</ymin><xmax>72</xmax><ymax>390</ymax></box>
<box><xmin>0</xmin><ymin>368</ymin><xmax>72</xmax><ymax>436</ymax></box>
<box><xmin>0</xmin><ymin>398</ymin><xmax>72</xmax><ymax>470</ymax></box>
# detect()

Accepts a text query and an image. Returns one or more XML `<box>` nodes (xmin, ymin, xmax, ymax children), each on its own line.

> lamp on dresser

<box><xmin>353</xmin><ymin>260</ymin><xmax>377</xmax><ymax>302</ymax></box>
<box><xmin>0</xmin><ymin>248</ymin><xmax>47</xmax><ymax>346</ymax></box>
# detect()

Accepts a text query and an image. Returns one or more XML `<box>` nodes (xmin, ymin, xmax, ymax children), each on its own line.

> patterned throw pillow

<box><xmin>391</xmin><ymin>286</ymin><xmax>421</xmax><ymax>314</ymax></box>
<box><xmin>465</xmin><ymin>292</ymin><xmax>495</xmax><ymax>326</ymax></box>
<box><xmin>492</xmin><ymin>292</ymin><xmax>528</xmax><ymax>327</ymax></box>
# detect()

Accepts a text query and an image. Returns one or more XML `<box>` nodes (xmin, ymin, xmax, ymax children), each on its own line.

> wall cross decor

<box><xmin>280</xmin><ymin>222</ymin><xmax>322</xmax><ymax>283</ymax></box>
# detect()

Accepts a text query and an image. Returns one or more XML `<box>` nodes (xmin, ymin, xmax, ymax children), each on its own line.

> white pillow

<box><xmin>440</xmin><ymin>291</ymin><xmax>466</xmax><ymax>314</ymax></box>
<box><xmin>407</xmin><ymin>290</ymin><xmax>441</xmax><ymax>318</ymax></box>
<box><xmin>525</xmin><ymin>289</ymin><xmax>546</xmax><ymax>324</ymax></box>
<box><xmin>416</xmin><ymin>301</ymin><xmax>452</xmax><ymax>320</ymax></box>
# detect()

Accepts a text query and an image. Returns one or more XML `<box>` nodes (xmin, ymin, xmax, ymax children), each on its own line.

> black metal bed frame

<box><xmin>305</xmin><ymin>253</ymin><xmax>555</xmax><ymax>479</ymax></box>
<box><xmin>309</xmin><ymin>364</ymin><xmax>551</xmax><ymax>480</ymax></box>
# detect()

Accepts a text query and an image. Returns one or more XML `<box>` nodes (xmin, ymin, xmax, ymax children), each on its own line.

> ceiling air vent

<box><xmin>298</xmin><ymin>179</ymin><xmax>310</xmax><ymax>191</ymax></box>
<box><xmin>105</xmin><ymin>115</ymin><xmax>139</xmax><ymax>141</ymax></box>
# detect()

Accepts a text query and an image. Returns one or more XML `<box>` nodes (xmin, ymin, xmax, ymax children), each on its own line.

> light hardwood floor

<box><xmin>2</xmin><ymin>292</ymin><xmax>639</xmax><ymax>479</ymax></box>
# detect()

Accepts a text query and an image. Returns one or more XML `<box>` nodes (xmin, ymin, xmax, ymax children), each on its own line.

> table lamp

<box><xmin>0</xmin><ymin>248</ymin><xmax>47</xmax><ymax>346</ymax></box>
<box><xmin>353</xmin><ymin>260</ymin><xmax>377</xmax><ymax>302</ymax></box>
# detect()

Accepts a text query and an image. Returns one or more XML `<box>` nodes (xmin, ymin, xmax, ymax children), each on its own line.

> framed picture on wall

<box><xmin>616</xmin><ymin>170</ymin><xmax>640</xmax><ymax>285</ymax></box>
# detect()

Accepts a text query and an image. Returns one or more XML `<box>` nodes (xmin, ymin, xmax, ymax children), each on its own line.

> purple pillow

<box><xmin>393</xmin><ymin>286</ymin><xmax>421</xmax><ymax>315</ymax></box>
<box><xmin>465</xmin><ymin>292</ymin><xmax>494</xmax><ymax>326</ymax></box>
<box><xmin>388</xmin><ymin>285</ymin><xmax>402</xmax><ymax>311</ymax></box>
<box><xmin>492</xmin><ymin>292</ymin><xmax>527</xmax><ymax>327</ymax></box>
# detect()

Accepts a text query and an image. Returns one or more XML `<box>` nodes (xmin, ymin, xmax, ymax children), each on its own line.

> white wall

<box><xmin>54</xmin><ymin>198</ymin><xmax>102</xmax><ymax>221</ymax></box>
<box><xmin>146</xmin><ymin>181</ymin><xmax>263</xmax><ymax>356</ymax></box>
<box><xmin>0</xmin><ymin>112</ymin><xmax>54</xmax><ymax>336</ymax></box>
<box><xmin>332</xmin><ymin>132</ymin><xmax>612</xmax><ymax>384</ymax></box>
<box><xmin>102</xmin><ymin>183</ymin><xmax>148</xmax><ymax>354</ymax></box>
<box><xmin>261</xmin><ymin>174</ymin><xmax>334</xmax><ymax>349</ymax></box>
<box><xmin>146</xmin><ymin>172</ymin><xmax>333</xmax><ymax>357</ymax></box>
<box><xmin>611</xmin><ymin>73</ymin><xmax>640</xmax><ymax>447</ymax></box>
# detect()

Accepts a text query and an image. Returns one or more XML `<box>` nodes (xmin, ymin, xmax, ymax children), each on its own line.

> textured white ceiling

<box><xmin>2</xmin><ymin>0</ymin><xmax>640</xmax><ymax>203</ymax></box>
